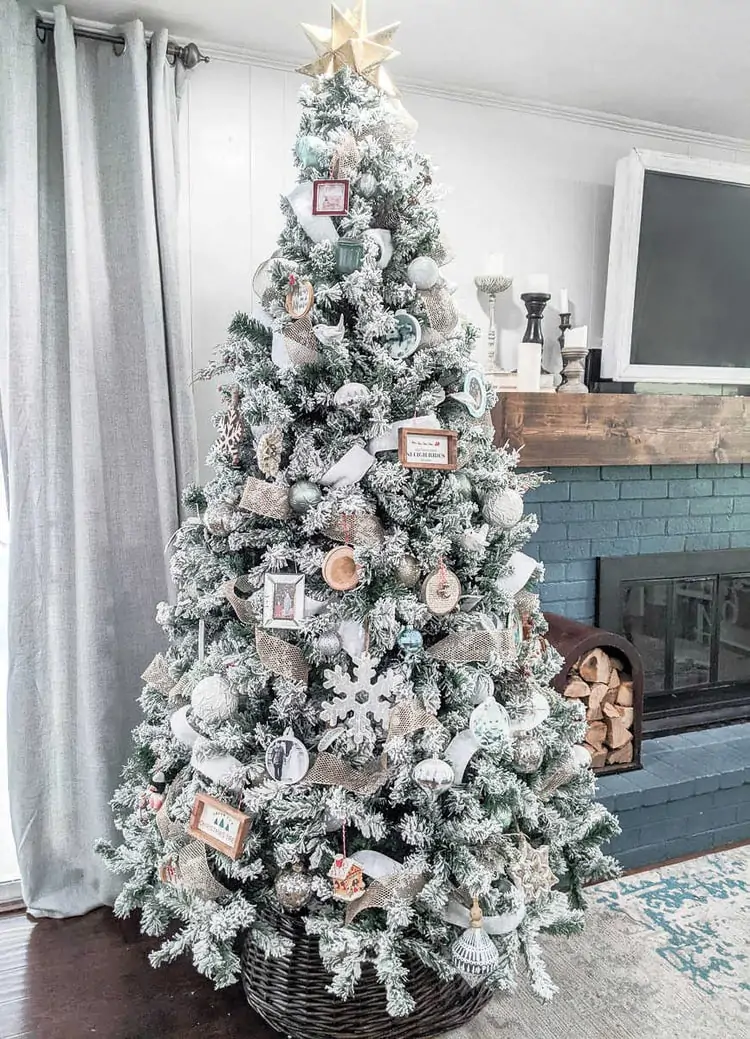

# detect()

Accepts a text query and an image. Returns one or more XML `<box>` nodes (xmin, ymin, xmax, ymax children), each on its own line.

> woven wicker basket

<box><xmin>241</xmin><ymin>913</ymin><xmax>493</xmax><ymax>1039</ymax></box>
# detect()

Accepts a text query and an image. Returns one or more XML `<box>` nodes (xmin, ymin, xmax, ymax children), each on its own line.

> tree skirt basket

<box><xmin>241</xmin><ymin>913</ymin><xmax>493</xmax><ymax>1039</ymax></box>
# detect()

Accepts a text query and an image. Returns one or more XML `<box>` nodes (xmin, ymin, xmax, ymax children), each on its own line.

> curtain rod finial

<box><xmin>175</xmin><ymin>42</ymin><xmax>209</xmax><ymax>69</ymax></box>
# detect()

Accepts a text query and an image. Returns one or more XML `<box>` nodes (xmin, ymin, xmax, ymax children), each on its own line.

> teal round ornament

<box><xmin>398</xmin><ymin>628</ymin><xmax>423</xmax><ymax>656</ymax></box>
<box><xmin>295</xmin><ymin>135</ymin><xmax>328</xmax><ymax>169</ymax></box>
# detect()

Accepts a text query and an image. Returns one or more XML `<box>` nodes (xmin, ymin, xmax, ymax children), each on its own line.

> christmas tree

<box><xmin>98</xmin><ymin>2</ymin><xmax>618</xmax><ymax>1019</ymax></box>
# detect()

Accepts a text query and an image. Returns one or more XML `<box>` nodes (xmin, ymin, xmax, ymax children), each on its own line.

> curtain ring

<box><xmin>113</xmin><ymin>37</ymin><xmax>126</xmax><ymax>57</ymax></box>
<box><xmin>36</xmin><ymin>22</ymin><xmax>50</xmax><ymax>44</ymax></box>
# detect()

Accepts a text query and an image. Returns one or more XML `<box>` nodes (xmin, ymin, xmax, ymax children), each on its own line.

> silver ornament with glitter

<box><xmin>357</xmin><ymin>171</ymin><xmax>378</xmax><ymax>198</ymax></box>
<box><xmin>396</xmin><ymin>553</ymin><xmax>421</xmax><ymax>588</ymax></box>
<box><xmin>397</xmin><ymin>628</ymin><xmax>423</xmax><ymax>656</ymax></box>
<box><xmin>203</xmin><ymin>501</ymin><xmax>242</xmax><ymax>535</ymax></box>
<box><xmin>453</xmin><ymin>472</ymin><xmax>473</xmax><ymax>500</ymax></box>
<box><xmin>288</xmin><ymin>480</ymin><xmax>323</xmax><ymax>515</ymax></box>
<box><xmin>512</xmin><ymin>731</ymin><xmax>544</xmax><ymax>774</ymax></box>
<box><xmin>451</xmin><ymin>899</ymin><xmax>501</xmax><ymax>987</ymax></box>
<box><xmin>274</xmin><ymin>862</ymin><xmax>313</xmax><ymax>911</ymax></box>
<box><xmin>407</xmin><ymin>256</ymin><xmax>440</xmax><ymax>290</ymax></box>
<box><xmin>482</xmin><ymin>488</ymin><xmax>524</xmax><ymax>529</ymax></box>
<box><xmin>317</xmin><ymin>630</ymin><xmax>342</xmax><ymax>660</ymax></box>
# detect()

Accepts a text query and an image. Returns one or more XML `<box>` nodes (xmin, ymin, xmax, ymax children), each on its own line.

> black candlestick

<box><xmin>520</xmin><ymin>292</ymin><xmax>551</xmax><ymax>346</ymax></box>
<box><xmin>557</xmin><ymin>312</ymin><xmax>572</xmax><ymax>357</ymax></box>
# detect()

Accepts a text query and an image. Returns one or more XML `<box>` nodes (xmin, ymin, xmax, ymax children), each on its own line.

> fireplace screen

<box><xmin>598</xmin><ymin>549</ymin><xmax>750</xmax><ymax>734</ymax></box>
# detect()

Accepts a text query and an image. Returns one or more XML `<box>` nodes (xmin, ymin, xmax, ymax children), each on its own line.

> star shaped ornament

<box><xmin>509</xmin><ymin>838</ymin><xmax>558</xmax><ymax>903</ymax></box>
<box><xmin>298</xmin><ymin>0</ymin><xmax>401</xmax><ymax>97</ymax></box>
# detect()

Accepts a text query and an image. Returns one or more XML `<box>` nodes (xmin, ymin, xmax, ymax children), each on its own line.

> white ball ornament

<box><xmin>407</xmin><ymin>256</ymin><xmax>440</xmax><ymax>290</ymax></box>
<box><xmin>333</xmin><ymin>382</ymin><xmax>369</xmax><ymax>407</ymax></box>
<box><xmin>482</xmin><ymin>488</ymin><xmax>524</xmax><ymax>530</ymax></box>
<box><xmin>190</xmin><ymin>675</ymin><xmax>239</xmax><ymax>726</ymax></box>
<box><xmin>413</xmin><ymin>757</ymin><xmax>455</xmax><ymax>795</ymax></box>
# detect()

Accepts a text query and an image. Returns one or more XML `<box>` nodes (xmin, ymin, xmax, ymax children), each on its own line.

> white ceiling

<box><xmin>34</xmin><ymin>0</ymin><xmax>750</xmax><ymax>140</ymax></box>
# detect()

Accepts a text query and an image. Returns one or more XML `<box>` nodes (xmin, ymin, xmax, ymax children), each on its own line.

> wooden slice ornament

<box><xmin>284</xmin><ymin>274</ymin><xmax>314</xmax><ymax>320</ymax></box>
<box><xmin>323</xmin><ymin>546</ymin><xmax>360</xmax><ymax>591</ymax></box>
<box><xmin>421</xmin><ymin>560</ymin><xmax>461</xmax><ymax>615</ymax></box>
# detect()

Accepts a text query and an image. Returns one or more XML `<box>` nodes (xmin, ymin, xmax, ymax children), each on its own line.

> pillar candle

<box><xmin>559</xmin><ymin>288</ymin><xmax>569</xmax><ymax>313</ymax></box>
<box><xmin>565</xmin><ymin>325</ymin><xmax>588</xmax><ymax>350</ymax></box>
<box><xmin>527</xmin><ymin>273</ymin><xmax>549</xmax><ymax>294</ymax></box>
<box><xmin>516</xmin><ymin>342</ymin><xmax>542</xmax><ymax>391</ymax></box>
<box><xmin>485</xmin><ymin>252</ymin><xmax>505</xmax><ymax>276</ymax></box>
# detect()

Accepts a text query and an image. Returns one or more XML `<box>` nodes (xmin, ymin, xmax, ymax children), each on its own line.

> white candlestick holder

<box><xmin>474</xmin><ymin>273</ymin><xmax>513</xmax><ymax>383</ymax></box>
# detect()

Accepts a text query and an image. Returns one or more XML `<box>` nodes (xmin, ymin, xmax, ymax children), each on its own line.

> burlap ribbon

<box><xmin>155</xmin><ymin>770</ymin><xmax>189</xmax><ymax>842</ymax></box>
<box><xmin>388</xmin><ymin>700</ymin><xmax>440</xmax><ymax>738</ymax></box>
<box><xmin>168</xmin><ymin>669</ymin><xmax>199</xmax><ymax>702</ymax></box>
<box><xmin>284</xmin><ymin>315</ymin><xmax>319</xmax><ymax>366</ymax></box>
<box><xmin>345</xmin><ymin>866</ymin><xmax>426</xmax><ymax>924</ymax></box>
<box><xmin>141</xmin><ymin>654</ymin><xmax>173</xmax><ymax>695</ymax></box>
<box><xmin>304</xmin><ymin>751</ymin><xmax>388</xmax><ymax>795</ymax></box>
<box><xmin>536</xmin><ymin>755</ymin><xmax>580</xmax><ymax>799</ymax></box>
<box><xmin>239</xmin><ymin>477</ymin><xmax>291</xmax><ymax>520</ymax></box>
<box><xmin>331</xmin><ymin>133</ymin><xmax>360</xmax><ymax>180</ymax></box>
<box><xmin>255</xmin><ymin>627</ymin><xmax>309</xmax><ymax>684</ymax></box>
<box><xmin>177</xmin><ymin>839</ymin><xmax>232</xmax><ymax>900</ymax></box>
<box><xmin>221</xmin><ymin>578</ymin><xmax>257</xmax><ymax>625</ymax></box>
<box><xmin>427</xmin><ymin>628</ymin><xmax>515</xmax><ymax>664</ymax></box>
<box><xmin>420</xmin><ymin>286</ymin><xmax>459</xmax><ymax>335</ymax></box>
<box><xmin>323</xmin><ymin>512</ymin><xmax>384</xmax><ymax>548</ymax></box>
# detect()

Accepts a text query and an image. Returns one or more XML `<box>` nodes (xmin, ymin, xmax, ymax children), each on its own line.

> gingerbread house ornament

<box><xmin>328</xmin><ymin>853</ymin><xmax>366</xmax><ymax>902</ymax></box>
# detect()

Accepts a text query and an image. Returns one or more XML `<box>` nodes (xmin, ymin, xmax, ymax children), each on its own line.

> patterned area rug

<box><xmin>454</xmin><ymin>845</ymin><xmax>750</xmax><ymax>1039</ymax></box>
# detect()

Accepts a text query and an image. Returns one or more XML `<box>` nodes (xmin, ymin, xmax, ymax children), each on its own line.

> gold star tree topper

<box><xmin>297</xmin><ymin>0</ymin><xmax>401</xmax><ymax>97</ymax></box>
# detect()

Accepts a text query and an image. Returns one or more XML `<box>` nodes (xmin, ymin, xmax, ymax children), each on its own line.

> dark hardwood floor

<box><xmin>0</xmin><ymin>908</ymin><xmax>277</xmax><ymax>1039</ymax></box>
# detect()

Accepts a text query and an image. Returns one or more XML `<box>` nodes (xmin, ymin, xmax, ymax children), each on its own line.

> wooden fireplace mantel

<box><xmin>492</xmin><ymin>391</ymin><xmax>750</xmax><ymax>467</ymax></box>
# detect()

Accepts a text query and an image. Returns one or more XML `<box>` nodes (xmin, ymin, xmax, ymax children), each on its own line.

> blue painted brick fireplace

<box><xmin>522</xmin><ymin>462</ymin><xmax>750</xmax><ymax>870</ymax></box>
<box><xmin>523</xmin><ymin>463</ymin><xmax>750</xmax><ymax>625</ymax></box>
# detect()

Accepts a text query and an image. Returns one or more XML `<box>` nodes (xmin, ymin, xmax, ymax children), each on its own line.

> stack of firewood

<box><xmin>564</xmin><ymin>648</ymin><xmax>635</xmax><ymax>768</ymax></box>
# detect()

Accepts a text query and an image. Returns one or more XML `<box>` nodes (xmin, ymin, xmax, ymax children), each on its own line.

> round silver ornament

<box><xmin>274</xmin><ymin>862</ymin><xmax>313</xmax><ymax>911</ymax></box>
<box><xmin>453</xmin><ymin>472</ymin><xmax>473</xmax><ymax>500</ymax></box>
<box><xmin>357</xmin><ymin>171</ymin><xmax>378</xmax><ymax>197</ymax></box>
<box><xmin>407</xmin><ymin>256</ymin><xmax>440</xmax><ymax>290</ymax></box>
<box><xmin>413</xmin><ymin>756</ymin><xmax>454</xmax><ymax>795</ymax></box>
<box><xmin>470</xmin><ymin>697</ymin><xmax>510</xmax><ymax>746</ymax></box>
<box><xmin>451</xmin><ymin>900</ymin><xmax>501</xmax><ymax>988</ymax></box>
<box><xmin>203</xmin><ymin>501</ymin><xmax>242</xmax><ymax>535</ymax></box>
<box><xmin>482</xmin><ymin>488</ymin><xmax>524</xmax><ymax>529</ymax></box>
<box><xmin>397</xmin><ymin>628</ymin><xmax>423</xmax><ymax>656</ymax></box>
<box><xmin>288</xmin><ymin>480</ymin><xmax>323</xmax><ymax>515</ymax></box>
<box><xmin>317</xmin><ymin>630</ymin><xmax>342</xmax><ymax>660</ymax></box>
<box><xmin>512</xmin><ymin>732</ymin><xmax>544</xmax><ymax>774</ymax></box>
<box><xmin>396</xmin><ymin>553</ymin><xmax>420</xmax><ymax>587</ymax></box>
<box><xmin>190</xmin><ymin>674</ymin><xmax>239</xmax><ymax>726</ymax></box>
<box><xmin>333</xmin><ymin>382</ymin><xmax>369</xmax><ymax>407</ymax></box>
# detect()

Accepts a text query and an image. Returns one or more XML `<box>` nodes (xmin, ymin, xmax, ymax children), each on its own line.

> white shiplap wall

<box><xmin>181</xmin><ymin>60</ymin><xmax>750</xmax><ymax>478</ymax></box>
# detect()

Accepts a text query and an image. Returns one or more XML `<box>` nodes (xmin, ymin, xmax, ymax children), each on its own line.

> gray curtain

<box><xmin>0</xmin><ymin>1</ymin><xmax>198</xmax><ymax>916</ymax></box>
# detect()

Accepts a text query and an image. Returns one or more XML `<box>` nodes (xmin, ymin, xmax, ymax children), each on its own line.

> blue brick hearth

<box><xmin>522</xmin><ymin>463</ymin><xmax>750</xmax><ymax>624</ymax></box>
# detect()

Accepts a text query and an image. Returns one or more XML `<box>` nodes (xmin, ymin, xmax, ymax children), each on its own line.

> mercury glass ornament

<box><xmin>512</xmin><ymin>732</ymin><xmax>545</xmax><ymax>774</ymax></box>
<box><xmin>407</xmin><ymin>255</ymin><xmax>440</xmax><ymax>290</ymax></box>
<box><xmin>470</xmin><ymin>697</ymin><xmax>510</xmax><ymax>746</ymax></box>
<box><xmin>274</xmin><ymin>862</ymin><xmax>313</xmax><ymax>911</ymax></box>
<box><xmin>453</xmin><ymin>472</ymin><xmax>473</xmax><ymax>500</ymax></box>
<box><xmin>203</xmin><ymin>500</ymin><xmax>242</xmax><ymax>535</ymax></box>
<box><xmin>413</xmin><ymin>756</ymin><xmax>454</xmax><ymax>795</ymax></box>
<box><xmin>482</xmin><ymin>488</ymin><xmax>524</xmax><ymax>530</ymax></box>
<box><xmin>396</xmin><ymin>553</ymin><xmax>420</xmax><ymax>587</ymax></box>
<box><xmin>317</xmin><ymin>630</ymin><xmax>342</xmax><ymax>660</ymax></box>
<box><xmin>397</xmin><ymin>627</ymin><xmax>423</xmax><ymax>656</ymax></box>
<box><xmin>451</xmin><ymin>899</ymin><xmax>501</xmax><ymax>988</ymax></box>
<box><xmin>288</xmin><ymin>480</ymin><xmax>322</xmax><ymax>515</ymax></box>
<box><xmin>357</xmin><ymin>171</ymin><xmax>378</xmax><ymax>197</ymax></box>
<box><xmin>333</xmin><ymin>382</ymin><xmax>369</xmax><ymax>407</ymax></box>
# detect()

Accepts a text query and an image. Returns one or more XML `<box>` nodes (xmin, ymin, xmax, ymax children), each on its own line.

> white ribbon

<box><xmin>286</xmin><ymin>181</ymin><xmax>339</xmax><ymax>245</ymax></box>
<box><xmin>191</xmin><ymin>737</ymin><xmax>244</xmax><ymax>785</ymax></box>
<box><xmin>351</xmin><ymin>850</ymin><xmax>401</xmax><ymax>878</ymax></box>
<box><xmin>444</xmin><ymin>729</ymin><xmax>482</xmax><ymax>784</ymax></box>
<box><xmin>321</xmin><ymin>445</ymin><xmax>375</xmax><ymax>488</ymax></box>
<box><xmin>510</xmin><ymin>692</ymin><xmax>551</xmax><ymax>734</ymax></box>
<box><xmin>338</xmin><ymin>619</ymin><xmax>368</xmax><ymax>659</ymax></box>
<box><xmin>271</xmin><ymin>331</ymin><xmax>292</xmax><ymax>370</ymax></box>
<box><xmin>367</xmin><ymin>414</ymin><xmax>440</xmax><ymax>454</ymax></box>
<box><xmin>304</xmin><ymin>595</ymin><xmax>329</xmax><ymax>617</ymax></box>
<box><xmin>170</xmin><ymin>705</ymin><xmax>199</xmax><ymax>748</ymax></box>
<box><xmin>495</xmin><ymin>552</ymin><xmax>538</xmax><ymax>596</ymax></box>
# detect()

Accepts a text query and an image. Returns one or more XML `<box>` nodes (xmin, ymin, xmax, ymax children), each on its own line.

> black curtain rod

<box><xmin>35</xmin><ymin>16</ymin><xmax>210</xmax><ymax>68</ymax></box>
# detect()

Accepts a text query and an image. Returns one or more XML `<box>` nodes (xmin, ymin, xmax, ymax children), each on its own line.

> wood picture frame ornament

<box><xmin>284</xmin><ymin>276</ymin><xmax>314</xmax><ymax>320</ymax></box>
<box><xmin>399</xmin><ymin>427</ymin><xmax>458</xmax><ymax>470</ymax></box>
<box><xmin>187</xmin><ymin>793</ymin><xmax>251</xmax><ymax>860</ymax></box>
<box><xmin>312</xmin><ymin>178</ymin><xmax>350</xmax><ymax>216</ymax></box>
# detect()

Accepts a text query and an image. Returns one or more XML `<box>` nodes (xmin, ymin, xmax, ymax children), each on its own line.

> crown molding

<box><xmin>193</xmin><ymin>39</ymin><xmax>750</xmax><ymax>155</ymax></box>
<box><xmin>37</xmin><ymin>13</ymin><xmax>750</xmax><ymax>154</ymax></box>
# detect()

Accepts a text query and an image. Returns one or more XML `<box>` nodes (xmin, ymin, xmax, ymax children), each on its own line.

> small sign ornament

<box><xmin>187</xmin><ymin>793</ymin><xmax>252</xmax><ymax>861</ymax></box>
<box><xmin>399</xmin><ymin>427</ymin><xmax>458</xmax><ymax>470</ymax></box>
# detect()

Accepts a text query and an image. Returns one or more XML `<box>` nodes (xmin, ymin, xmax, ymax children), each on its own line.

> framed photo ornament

<box><xmin>399</xmin><ymin>427</ymin><xmax>458</xmax><ymax>471</ymax></box>
<box><xmin>312</xmin><ymin>178</ymin><xmax>350</xmax><ymax>216</ymax></box>
<box><xmin>284</xmin><ymin>276</ymin><xmax>314</xmax><ymax>320</ymax></box>
<box><xmin>263</xmin><ymin>573</ymin><xmax>305</xmax><ymax>630</ymax></box>
<box><xmin>187</xmin><ymin>793</ymin><xmax>251</xmax><ymax>860</ymax></box>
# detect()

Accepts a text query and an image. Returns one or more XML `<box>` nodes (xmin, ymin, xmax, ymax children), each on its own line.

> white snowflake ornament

<box><xmin>321</xmin><ymin>654</ymin><xmax>398</xmax><ymax>747</ymax></box>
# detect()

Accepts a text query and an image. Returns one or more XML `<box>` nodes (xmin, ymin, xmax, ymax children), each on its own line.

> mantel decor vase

<box><xmin>241</xmin><ymin>913</ymin><xmax>494</xmax><ymax>1039</ymax></box>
